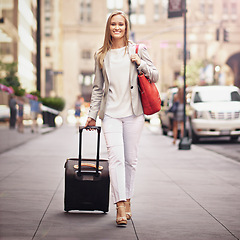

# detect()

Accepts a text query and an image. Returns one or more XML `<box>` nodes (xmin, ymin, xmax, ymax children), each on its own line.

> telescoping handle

<box><xmin>78</xmin><ymin>126</ymin><xmax>101</xmax><ymax>176</ymax></box>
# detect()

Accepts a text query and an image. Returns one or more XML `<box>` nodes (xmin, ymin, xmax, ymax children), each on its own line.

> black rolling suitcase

<box><xmin>64</xmin><ymin>126</ymin><xmax>110</xmax><ymax>213</ymax></box>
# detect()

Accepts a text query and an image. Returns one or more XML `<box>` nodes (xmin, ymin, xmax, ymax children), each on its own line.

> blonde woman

<box><xmin>171</xmin><ymin>88</ymin><xmax>185</xmax><ymax>145</ymax></box>
<box><xmin>85</xmin><ymin>10</ymin><xmax>158</xmax><ymax>226</ymax></box>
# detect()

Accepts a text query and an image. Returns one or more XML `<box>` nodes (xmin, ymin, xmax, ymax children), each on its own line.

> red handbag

<box><xmin>136</xmin><ymin>45</ymin><xmax>161</xmax><ymax>115</ymax></box>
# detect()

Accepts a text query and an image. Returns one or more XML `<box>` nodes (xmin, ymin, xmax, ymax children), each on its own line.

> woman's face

<box><xmin>110</xmin><ymin>14</ymin><xmax>126</xmax><ymax>40</ymax></box>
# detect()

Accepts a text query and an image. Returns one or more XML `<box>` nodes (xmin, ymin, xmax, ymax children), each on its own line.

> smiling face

<box><xmin>110</xmin><ymin>14</ymin><xmax>126</xmax><ymax>40</ymax></box>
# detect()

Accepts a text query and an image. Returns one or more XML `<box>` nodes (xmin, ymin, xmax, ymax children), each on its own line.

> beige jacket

<box><xmin>88</xmin><ymin>42</ymin><xmax>159</xmax><ymax>120</ymax></box>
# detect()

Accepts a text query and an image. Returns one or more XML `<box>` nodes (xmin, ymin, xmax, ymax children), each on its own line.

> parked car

<box><xmin>189</xmin><ymin>85</ymin><xmax>240</xmax><ymax>143</ymax></box>
<box><xmin>0</xmin><ymin>105</ymin><xmax>10</xmax><ymax>122</ymax></box>
<box><xmin>159</xmin><ymin>87</ymin><xmax>178</xmax><ymax>135</ymax></box>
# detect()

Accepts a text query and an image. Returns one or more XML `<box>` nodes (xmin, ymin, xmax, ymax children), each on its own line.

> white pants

<box><xmin>102</xmin><ymin>114</ymin><xmax>145</xmax><ymax>204</ymax></box>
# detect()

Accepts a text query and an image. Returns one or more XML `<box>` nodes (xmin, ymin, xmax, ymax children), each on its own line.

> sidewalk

<box><xmin>0</xmin><ymin>123</ymin><xmax>56</xmax><ymax>154</ymax></box>
<box><xmin>0</xmin><ymin>123</ymin><xmax>240</xmax><ymax>240</ymax></box>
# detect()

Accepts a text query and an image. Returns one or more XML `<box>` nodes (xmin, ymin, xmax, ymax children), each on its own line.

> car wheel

<box><xmin>230</xmin><ymin>136</ymin><xmax>239</xmax><ymax>142</ymax></box>
<box><xmin>191</xmin><ymin>129</ymin><xmax>199</xmax><ymax>143</ymax></box>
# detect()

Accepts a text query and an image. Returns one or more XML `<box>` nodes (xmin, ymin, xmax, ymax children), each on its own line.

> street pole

<box><xmin>128</xmin><ymin>0</ymin><xmax>135</xmax><ymax>40</ymax></box>
<box><xmin>36</xmin><ymin>0</ymin><xmax>41</xmax><ymax>92</ymax></box>
<box><xmin>128</xmin><ymin>0</ymin><xmax>132</xmax><ymax>31</ymax></box>
<box><xmin>178</xmin><ymin>0</ymin><xmax>191</xmax><ymax>150</ymax></box>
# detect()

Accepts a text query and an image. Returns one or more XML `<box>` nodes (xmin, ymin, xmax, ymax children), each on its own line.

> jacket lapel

<box><xmin>103</xmin><ymin>52</ymin><xmax>110</xmax><ymax>84</ymax></box>
<box><xmin>128</xmin><ymin>44</ymin><xmax>138</xmax><ymax>86</ymax></box>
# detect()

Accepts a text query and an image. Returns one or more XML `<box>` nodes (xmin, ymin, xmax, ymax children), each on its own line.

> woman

<box><xmin>17</xmin><ymin>96</ymin><xmax>24</xmax><ymax>133</ymax></box>
<box><xmin>75</xmin><ymin>95</ymin><xmax>84</xmax><ymax>126</ymax></box>
<box><xmin>85</xmin><ymin>10</ymin><xmax>158</xmax><ymax>226</ymax></box>
<box><xmin>9</xmin><ymin>94</ymin><xmax>17</xmax><ymax>129</ymax></box>
<box><xmin>171</xmin><ymin>88</ymin><xmax>184</xmax><ymax>145</ymax></box>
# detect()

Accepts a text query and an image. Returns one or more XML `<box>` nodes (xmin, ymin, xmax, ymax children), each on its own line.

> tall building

<box><xmin>0</xmin><ymin>0</ymin><xmax>37</xmax><ymax>92</ymax></box>
<box><xmin>40</xmin><ymin>0</ymin><xmax>63</xmax><ymax>98</ymax></box>
<box><xmin>40</xmin><ymin>0</ymin><xmax>240</xmax><ymax>116</ymax></box>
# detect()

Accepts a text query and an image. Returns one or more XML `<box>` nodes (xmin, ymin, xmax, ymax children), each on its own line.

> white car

<box><xmin>189</xmin><ymin>85</ymin><xmax>240</xmax><ymax>143</ymax></box>
<box><xmin>0</xmin><ymin>105</ymin><xmax>10</xmax><ymax>121</ymax></box>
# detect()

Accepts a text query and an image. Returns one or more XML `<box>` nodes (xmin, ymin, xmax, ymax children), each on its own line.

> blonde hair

<box><xmin>178</xmin><ymin>88</ymin><xmax>185</xmax><ymax>104</ymax></box>
<box><xmin>96</xmin><ymin>10</ymin><xmax>130</xmax><ymax>69</ymax></box>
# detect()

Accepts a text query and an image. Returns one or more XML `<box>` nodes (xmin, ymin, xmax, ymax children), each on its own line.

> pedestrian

<box><xmin>17</xmin><ymin>96</ymin><xmax>24</xmax><ymax>133</ymax></box>
<box><xmin>169</xmin><ymin>87</ymin><xmax>184</xmax><ymax>145</ymax></box>
<box><xmin>9</xmin><ymin>94</ymin><xmax>17</xmax><ymax>129</ymax></box>
<box><xmin>74</xmin><ymin>95</ymin><xmax>84</xmax><ymax>126</ymax></box>
<box><xmin>85</xmin><ymin>10</ymin><xmax>158</xmax><ymax>226</ymax></box>
<box><xmin>30</xmin><ymin>98</ymin><xmax>40</xmax><ymax>133</ymax></box>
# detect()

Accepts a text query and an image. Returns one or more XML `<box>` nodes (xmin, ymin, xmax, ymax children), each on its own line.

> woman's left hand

<box><xmin>130</xmin><ymin>54</ymin><xmax>141</xmax><ymax>66</ymax></box>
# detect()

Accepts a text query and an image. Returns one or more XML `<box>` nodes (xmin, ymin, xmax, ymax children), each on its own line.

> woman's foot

<box><xmin>116</xmin><ymin>202</ymin><xmax>127</xmax><ymax>227</ymax></box>
<box><xmin>125</xmin><ymin>199</ymin><xmax>132</xmax><ymax>220</ymax></box>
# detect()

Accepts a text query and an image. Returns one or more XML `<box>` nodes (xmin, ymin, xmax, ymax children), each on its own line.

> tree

<box><xmin>181</xmin><ymin>60</ymin><xmax>205</xmax><ymax>86</ymax></box>
<box><xmin>0</xmin><ymin>61</ymin><xmax>20</xmax><ymax>88</ymax></box>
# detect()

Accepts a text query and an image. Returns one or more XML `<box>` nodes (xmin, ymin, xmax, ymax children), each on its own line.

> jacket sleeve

<box><xmin>88</xmin><ymin>56</ymin><xmax>104</xmax><ymax>120</ymax></box>
<box><xmin>137</xmin><ymin>44</ymin><xmax>159</xmax><ymax>83</ymax></box>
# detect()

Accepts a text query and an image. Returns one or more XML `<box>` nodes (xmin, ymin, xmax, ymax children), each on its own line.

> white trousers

<box><xmin>102</xmin><ymin>114</ymin><xmax>144</xmax><ymax>204</ymax></box>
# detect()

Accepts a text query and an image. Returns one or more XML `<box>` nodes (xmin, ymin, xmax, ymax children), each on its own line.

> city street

<box><xmin>195</xmin><ymin>137</ymin><xmax>240</xmax><ymax>163</ymax></box>
<box><xmin>1</xmin><ymin>1</ymin><xmax>240</xmax><ymax>239</ymax></box>
<box><xmin>0</xmin><ymin>123</ymin><xmax>240</xmax><ymax>240</ymax></box>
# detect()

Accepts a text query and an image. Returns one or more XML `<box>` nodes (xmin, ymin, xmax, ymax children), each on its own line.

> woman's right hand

<box><xmin>85</xmin><ymin>117</ymin><xmax>96</xmax><ymax>129</ymax></box>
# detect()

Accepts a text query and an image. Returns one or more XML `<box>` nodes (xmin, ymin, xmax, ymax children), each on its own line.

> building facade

<box><xmin>42</xmin><ymin>0</ymin><xmax>240</xmax><ymax>114</ymax></box>
<box><xmin>40</xmin><ymin>0</ymin><xmax>63</xmax><ymax>98</ymax></box>
<box><xmin>0</xmin><ymin>0</ymin><xmax>37</xmax><ymax>92</ymax></box>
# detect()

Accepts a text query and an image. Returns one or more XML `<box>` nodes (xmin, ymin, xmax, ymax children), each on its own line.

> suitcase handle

<box><xmin>78</xmin><ymin>126</ymin><xmax>101</xmax><ymax>176</ymax></box>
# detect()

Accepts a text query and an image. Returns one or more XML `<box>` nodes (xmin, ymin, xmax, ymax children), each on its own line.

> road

<box><xmin>149</xmin><ymin>124</ymin><xmax>240</xmax><ymax>163</ymax></box>
<box><xmin>194</xmin><ymin>137</ymin><xmax>240</xmax><ymax>163</ymax></box>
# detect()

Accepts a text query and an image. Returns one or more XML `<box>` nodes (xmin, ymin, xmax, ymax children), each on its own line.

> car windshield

<box><xmin>194</xmin><ymin>89</ymin><xmax>240</xmax><ymax>103</ymax></box>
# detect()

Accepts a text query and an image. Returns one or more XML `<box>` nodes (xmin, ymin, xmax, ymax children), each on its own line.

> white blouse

<box><xmin>105</xmin><ymin>47</ymin><xmax>133</xmax><ymax>118</ymax></box>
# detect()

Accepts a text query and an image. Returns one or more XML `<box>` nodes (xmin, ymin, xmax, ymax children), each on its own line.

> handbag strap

<box><xmin>135</xmin><ymin>44</ymin><xmax>139</xmax><ymax>54</ymax></box>
<box><xmin>135</xmin><ymin>44</ymin><xmax>143</xmax><ymax>75</ymax></box>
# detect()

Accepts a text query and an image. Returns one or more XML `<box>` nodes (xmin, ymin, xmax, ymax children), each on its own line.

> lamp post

<box><xmin>178</xmin><ymin>0</ymin><xmax>191</xmax><ymax>150</ymax></box>
<box><xmin>36</xmin><ymin>0</ymin><xmax>41</xmax><ymax>92</ymax></box>
<box><xmin>128</xmin><ymin>0</ymin><xmax>132</xmax><ymax>30</ymax></box>
<box><xmin>128</xmin><ymin>0</ymin><xmax>135</xmax><ymax>40</ymax></box>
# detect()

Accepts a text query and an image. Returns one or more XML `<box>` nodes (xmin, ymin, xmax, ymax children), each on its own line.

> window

<box><xmin>79</xmin><ymin>0</ymin><xmax>92</xmax><ymax>23</ymax></box>
<box><xmin>45</xmin><ymin>0</ymin><xmax>51</xmax><ymax>11</ymax></box>
<box><xmin>82</xmin><ymin>50</ymin><xmax>91</xmax><ymax>59</ymax></box>
<box><xmin>154</xmin><ymin>0</ymin><xmax>160</xmax><ymax>21</ymax></box>
<box><xmin>223</xmin><ymin>1</ymin><xmax>228</xmax><ymax>15</ymax></box>
<box><xmin>107</xmin><ymin>0</ymin><xmax>123</xmax><ymax>10</ymax></box>
<box><xmin>231</xmin><ymin>2</ymin><xmax>238</xmax><ymax>20</ymax></box>
<box><xmin>128</xmin><ymin>0</ymin><xmax>146</xmax><ymax>25</ymax></box>
<box><xmin>231</xmin><ymin>2</ymin><xmax>237</xmax><ymax>14</ymax></box>
<box><xmin>80</xmin><ymin>1</ymin><xmax>84</xmax><ymax>21</ymax></box>
<box><xmin>231</xmin><ymin>91</ymin><xmax>240</xmax><ymax>101</ymax></box>
<box><xmin>45</xmin><ymin>47</ymin><xmax>51</xmax><ymax>57</ymax></box>
<box><xmin>44</xmin><ymin>0</ymin><xmax>52</xmax><ymax>37</ymax></box>
<box><xmin>231</xmin><ymin>1</ymin><xmax>237</xmax><ymax>20</ymax></box>
<box><xmin>44</xmin><ymin>27</ymin><xmax>51</xmax><ymax>37</ymax></box>
<box><xmin>208</xmin><ymin>3</ymin><xmax>213</xmax><ymax>15</ymax></box>
<box><xmin>45</xmin><ymin>69</ymin><xmax>53</xmax><ymax>97</ymax></box>
<box><xmin>0</xmin><ymin>43</ymin><xmax>13</xmax><ymax>55</ymax></box>
<box><xmin>199</xmin><ymin>0</ymin><xmax>205</xmax><ymax>14</ymax></box>
<box><xmin>139</xmin><ymin>0</ymin><xmax>145</xmax><ymax>24</ymax></box>
<box><xmin>86</xmin><ymin>1</ymin><xmax>91</xmax><ymax>22</ymax></box>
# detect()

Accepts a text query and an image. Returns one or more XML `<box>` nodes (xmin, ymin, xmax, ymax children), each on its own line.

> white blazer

<box><xmin>88</xmin><ymin>42</ymin><xmax>159</xmax><ymax>120</ymax></box>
